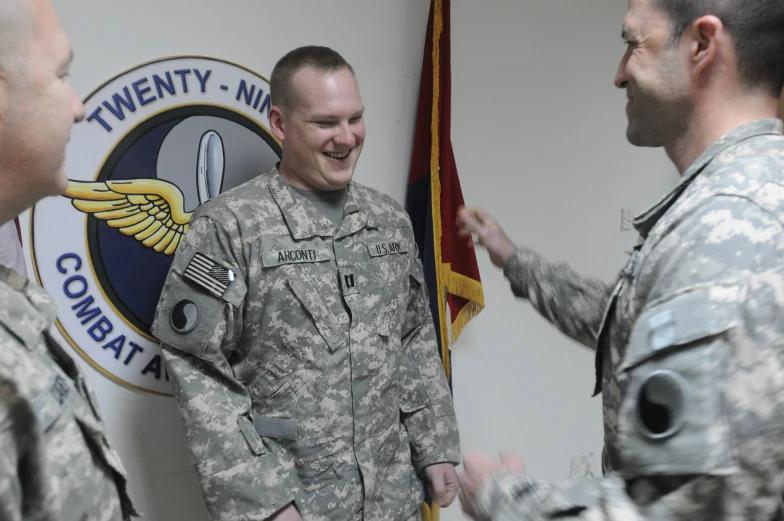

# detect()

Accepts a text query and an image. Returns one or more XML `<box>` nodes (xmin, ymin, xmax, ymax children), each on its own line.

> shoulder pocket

<box><xmin>620</xmin><ymin>284</ymin><xmax>739</xmax><ymax>371</ymax></box>
<box><xmin>152</xmin><ymin>246</ymin><xmax>247</xmax><ymax>356</ymax></box>
<box><xmin>618</xmin><ymin>283</ymin><xmax>741</xmax><ymax>478</ymax></box>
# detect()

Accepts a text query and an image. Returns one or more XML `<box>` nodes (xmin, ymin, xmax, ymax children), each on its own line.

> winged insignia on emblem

<box><xmin>62</xmin><ymin>130</ymin><xmax>226</xmax><ymax>256</ymax></box>
<box><xmin>63</xmin><ymin>179</ymin><xmax>192</xmax><ymax>255</ymax></box>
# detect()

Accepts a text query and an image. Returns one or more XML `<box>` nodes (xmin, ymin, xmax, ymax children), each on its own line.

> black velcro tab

<box><xmin>254</xmin><ymin>415</ymin><xmax>298</xmax><ymax>441</ymax></box>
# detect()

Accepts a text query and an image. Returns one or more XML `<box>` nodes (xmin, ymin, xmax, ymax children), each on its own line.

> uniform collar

<box><xmin>0</xmin><ymin>265</ymin><xmax>57</xmax><ymax>348</ymax></box>
<box><xmin>633</xmin><ymin>118</ymin><xmax>784</xmax><ymax>237</ymax></box>
<box><xmin>268</xmin><ymin>167</ymin><xmax>383</xmax><ymax>239</ymax></box>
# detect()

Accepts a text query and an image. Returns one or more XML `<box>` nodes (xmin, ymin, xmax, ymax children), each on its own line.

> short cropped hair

<box><xmin>654</xmin><ymin>0</ymin><xmax>784</xmax><ymax>95</ymax></box>
<box><xmin>0</xmin><ymin>0</ymin><xmax>32</xmax><ymax>80</ymax></box>
<box><xmin>270</xmin><ymin>46</ymin><xmax>355</xmax><ymax>110</ymax></box>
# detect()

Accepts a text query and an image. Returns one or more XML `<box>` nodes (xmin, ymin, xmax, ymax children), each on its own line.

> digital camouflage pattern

<box><xmin>0</xmin><ymin>267</ymin><xmax>137</xmax><ymax>521</ymax></box>
<box><xmin>475</xmin><ymin>119</ymin><xmax>784</xmax><ymax>520</ymax></box>
<box><xmin>152</xmin><ymin>168</ymin><xmax>459</xmax><ymax>521</ymax></box>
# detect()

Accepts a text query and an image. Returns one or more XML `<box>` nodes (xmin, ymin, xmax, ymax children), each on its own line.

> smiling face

<box><xmin>614</xmin><ymin>0</ymin><xmax>691</xmax><ymax>147</ymax></box>
<box><xmin>269</xmin><ymin>65</ymin><xmax>365</xmax><ymax>191</ymax></box>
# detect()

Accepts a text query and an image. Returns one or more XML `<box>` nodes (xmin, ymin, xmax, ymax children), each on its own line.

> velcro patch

<box><xmin>262</xmin><ymin>248</ymin><xmax>331</xmax><ymax>267</ymax></box>
<box><xmin>183</xmin><ymin>252</ymin><xmax>235</xmax><ymax>298</ymax></box>
<box><xmin>254</xmin><ymin>416</ymin><xmax>298</xmax><ymax>441</ymax></box>
<box><xmin>368</xmin><ymin>239</ymin><xmax>408</xmax><ymax>257</ymax></box>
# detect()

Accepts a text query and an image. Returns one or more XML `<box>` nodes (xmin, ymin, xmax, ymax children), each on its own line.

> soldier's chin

<box><xmin>626</xmin><ymin>126</ymin><xmax>641</xmax><ymax>146</ymax></box>
<box><xmin>328</xmin><ymin>159</ymin><xmax>357</xmax><ymax>184</ymax></box>
<box><xmin>332</xmin><ymin>169</ymin><xmax>355</xmax><ymax>188</ymax></box>
<box><xmin>626</xmin><ymin>122</ymin><xmax>651</xmax><ymax>148</ymax></box>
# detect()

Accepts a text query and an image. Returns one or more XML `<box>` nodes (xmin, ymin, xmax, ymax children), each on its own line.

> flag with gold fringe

<box><xmin>405</xmin><ymin>0</ymin><xmax>485</xmax><ymax>519</ymax></box>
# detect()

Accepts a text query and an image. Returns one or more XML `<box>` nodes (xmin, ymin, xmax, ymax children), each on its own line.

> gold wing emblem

<box><xmin>63</xmin><ymin>179</ymin><xmax>192</xmax><ymax>256</ymax></box>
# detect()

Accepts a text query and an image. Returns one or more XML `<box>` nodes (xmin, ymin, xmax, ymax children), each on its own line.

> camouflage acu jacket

<box><xmin>152</xmin><ymin>169</ymin><xmax>459</xmax><ymax>521</ymax></box>
<box><xmin>476</xmin><ymin>119</ymin><xmax>784</xmax><ymax>520</ymax></box>
<box><xmin>0</xmin><ymin>267</ymin><xmax>136</xmax><ymax>521</ymax></box>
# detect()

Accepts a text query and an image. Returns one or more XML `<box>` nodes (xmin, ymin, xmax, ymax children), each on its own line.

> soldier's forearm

<box><xmin>503</xmin><ymin>247</ymin><xmax>612</xmax><ymax>349</ymax></box>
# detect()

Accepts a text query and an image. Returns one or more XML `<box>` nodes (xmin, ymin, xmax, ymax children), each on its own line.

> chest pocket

<box><xmin>287</xmin><ymin>277</ymin><xmax>347</xmax><ymax>353</ymax></box>
<box><xmin>249</xmin><ymin>237</ymin><xmax>347</xmax><ymax>406</ymax></box>
<box><xmin>364</xmin><ymin>232</ymin><xmax>411</xmax><ymax>337</ymax></box>
<box><xmin>259</xmin><ymin>235</ymin><xmax>346</xmax><ymax>352</ymax></box>
<box><xmin>617</xmin><ymin>283</ymin><xmax>739</xmax><ymax>478</ymax></box>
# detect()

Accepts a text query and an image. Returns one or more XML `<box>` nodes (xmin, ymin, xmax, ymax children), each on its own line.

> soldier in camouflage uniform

<box><xmin>152</xmin><ymin>46</ymin><xmax>460</xmax><ymax>521</ymax></box>
<box><xmin>0</xmin><ymin>1</ymin><xmax>138</xmax><ymax>520</ymax></box>
<box><xmin>455</xmin><ymin>0</ymin><xmax>784</xmax><ymax>520</ymax></box>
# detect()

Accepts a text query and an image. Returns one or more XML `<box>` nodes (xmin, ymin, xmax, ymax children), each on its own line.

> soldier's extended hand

<box><xmin>424</xmin><ymin>462</ymin><xmax>459</xmax><ymax>507</ymax></box>
<box><xmin>267</xmin><ymin>503</ymin><xmax>302</xmax><ymax>521</ymax></box>
<box><xmin>456</xmin><ymin>206</ymin><xmax>516</xmax><ymax>268</ymax></box>
<box><xmin>457</xmin><ymin>451</ymin><xmax>525</xmax><ymax>519</ymax></box>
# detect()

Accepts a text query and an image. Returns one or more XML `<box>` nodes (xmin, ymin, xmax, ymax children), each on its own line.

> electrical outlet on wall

<box><xmin>570</xmin><ymin>451</ymin><xmax>597</xmax><ymax>478</ymax></box>
<box><xmin>621</xmin><ymin>208</ymin><xmax>635</xmax><ymax>231</ymax></box>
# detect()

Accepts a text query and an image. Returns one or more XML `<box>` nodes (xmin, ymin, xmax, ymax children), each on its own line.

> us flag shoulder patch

<box><xmin>184</xmin><ymin>252</ymin><xmax>235</xmax><ymax>298</ymax></box>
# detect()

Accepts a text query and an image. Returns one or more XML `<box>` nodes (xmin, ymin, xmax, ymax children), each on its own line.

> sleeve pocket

<box><xmin>618</xmin><ymin>283</ymin><xmax>741</xmax><ymax>478</ymax></box>
<box><xmin>152</xmin><ymin>271</ymin><xmax>226</xmax><ymax>357</ymax></box>
<box><xmin>152</xmin><ymin>245</ymin><xmax>248</xmax><ymax>357</ymax></box>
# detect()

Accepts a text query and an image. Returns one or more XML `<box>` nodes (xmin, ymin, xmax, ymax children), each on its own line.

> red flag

<box><xmin>407</xmin><ymin>0</ymin><xmax>484</xmax><ymax>365</ymax></box>
<box><xmin>405</xmin><ymin>2</ymin><xmax>485</xmax><ymax>516</ymax></box>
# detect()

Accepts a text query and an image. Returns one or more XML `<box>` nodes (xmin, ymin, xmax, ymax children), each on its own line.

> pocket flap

<box><xmin>399</xmin><ymin>387</ymin><xmax>429</xmax><ymax>415</ymax></box>
<box><xmin>288</xmin><ymin>279</ymin><xmax>347</xmax><ymax>352</ymax></box>
<box><xmin>400</xmin><ymin>402</ymin><xmax>427</xmax><ymax>415</ymax></box>
<box><xmin>410</xmin><ymin>258</ymin><xmax>426</xmax><ymax>286</ymax></box>
<box><xmin>374</xmin><ymin>276</ymin><xmax>408</xmax><ymax>337</ymax></box>
<box><xmin>620</xmin><ymin>284</ymin><xmax>741</xmax><ymax>372</ymax></box>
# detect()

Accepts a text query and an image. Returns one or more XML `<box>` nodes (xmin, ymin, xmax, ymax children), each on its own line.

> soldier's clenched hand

<box><xmin>458</xmin><ymin>451</ymin><xmax>525</xmax><ymax>519</ymax></box>
<box><xmin>424</xmin><ymin>462</ymin><xmax>459</xmax><ymax>507</ymax></box>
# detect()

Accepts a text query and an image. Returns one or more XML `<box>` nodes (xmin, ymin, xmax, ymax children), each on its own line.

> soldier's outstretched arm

<box><xmin>457</xmin><ymin>206</ymin><xmax>612</xmax><ymax>349</ymax></box>
<box><xmin>152</xmin><ymin>216</ymin><xmax>300</xmax><ymax>521</ymax></box>
<box><xmin>460</xmin><ymin>196</ymin><xmax>784</xmax><ymax>521</ymax></box>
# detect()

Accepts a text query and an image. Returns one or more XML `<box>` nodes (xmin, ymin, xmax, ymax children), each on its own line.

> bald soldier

<box><xmin>0</xmin><ymin>1</ymin><xmax>137</xmax><ymax>520</ymax></box>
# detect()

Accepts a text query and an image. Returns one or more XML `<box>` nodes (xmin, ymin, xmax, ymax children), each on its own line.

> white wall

<box><xmin>19</xmin><ymin>1</ymin><xmax>679</xmax><ymax>520</ymax></box>
<box><xmin>448</xmin><ymin>0</ymin><xmax>678</xmax><ymax>506</ymax></box>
